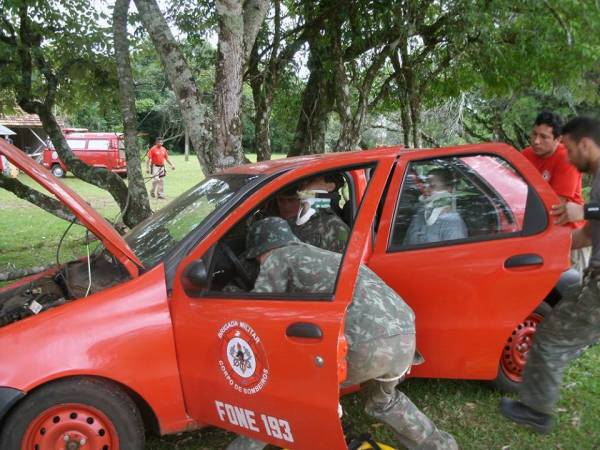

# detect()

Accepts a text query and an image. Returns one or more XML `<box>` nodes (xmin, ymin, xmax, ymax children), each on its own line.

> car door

<box><xmin>169</xmin><ymin>156</ymin><xmax>395</xmax><ymax>449</ymax></box>
<box><xmin>368</xmin><ymin>145</ymin><xmax>571</xmax><ymax>381</ymax></box>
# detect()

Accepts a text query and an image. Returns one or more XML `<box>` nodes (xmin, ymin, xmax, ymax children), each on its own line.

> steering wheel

<box><xmin>219</xmin><ymin>243</ymin><xmax>254</xmax><ymax>291</ymax></box>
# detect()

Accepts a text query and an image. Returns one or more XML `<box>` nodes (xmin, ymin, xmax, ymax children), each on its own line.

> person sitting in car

<box><xmin>275</xmin><ymin>175</ymin><xmax>350</xmax><ymax>254</ymax></box>
<box><xmin>404</xmin><ymin>168</ymin><xmax>467</xmax><ymax>245</ymax></box>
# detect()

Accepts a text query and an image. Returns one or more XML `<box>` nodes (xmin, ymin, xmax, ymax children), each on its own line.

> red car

<box><xmin>0</xmin><ymin>140</ymin><xmax>575</xmax><ymax>449</ymax></box>
<box><xmin>42</xmin><ymin>130</ymin><xmax>127</xmax><ymax>178</ymax></box>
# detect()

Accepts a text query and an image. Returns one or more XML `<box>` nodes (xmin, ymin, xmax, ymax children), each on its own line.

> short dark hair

<box><xmin>428</xmin><ymin>168</ymin><xmax>454</xmax><ymax>189</ymax></box>
<box><xmin>561</xmin><ymin>116</ymin><xmax>600</xmax><ymax>147</ymax></box>
<box><xmin>534</xmin><ymin>111</ymin><xmax>563</xmax><ymax>139</ymax></box>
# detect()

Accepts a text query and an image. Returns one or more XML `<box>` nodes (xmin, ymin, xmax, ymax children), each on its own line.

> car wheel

<box><xmin>0</xmin><ymin>377</ymin><xmax>144</xmax><ymax>450</ymax></box>
<box><xmin>51</xmin><ymin>164</ymin><xmax>65</xmax><ymax>178</ymax></box>
<box><xmin>492</xmin><ymin>302</ymin><xmax>552</xmax><ymax>393</ymax></box>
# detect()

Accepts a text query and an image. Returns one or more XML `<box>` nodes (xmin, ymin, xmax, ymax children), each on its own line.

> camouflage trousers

<box><xmin>227</xmin><ymin>334</ymin><xmax>457</xmax><ymax>450</ymax></box>
<box><xmin>347</xmin><ymin>334</ymin><xmax>457</xmax><ymax>450</ymax></box>
<box><xmin>520</xmin><ymin>270</ymin><xmax>600</xmax><ymax>415</ymax></box>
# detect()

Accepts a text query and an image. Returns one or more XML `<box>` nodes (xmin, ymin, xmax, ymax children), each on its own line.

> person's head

<box><xmin>246</xmin><ymin>217</ymin><xmax>299</xmax><ymax>263</ymax></box>
<box><xmin>529</xmin><ymin>111</ymin><xmax>563</xmax><ymax>157</ymax></box>
<box><xmin>561</xmin><ymin>116</ymin><xmax>600</xmax><ymax>173</ymax></box>
<box><xmin>156</xmin><ymin>137</ymin><xmax>164</xmax><ymax>146</ymax></box>
<box><xmin>275</xmin><ymin>187</ymin><xmax>301</xmax><ymax>220</ymax></box>
<box><xmin>426</xmin><ymin>168</ymin><xmax>454</xmax><ymax>195</ymax></box>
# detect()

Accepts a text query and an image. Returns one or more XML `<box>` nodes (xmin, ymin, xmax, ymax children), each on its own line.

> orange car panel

<box><xmin>369</xmin><ymin>144</ymin><xmax>570</xmax><ymax>379</ymax></box>
<box><xmin>0</xmin><ymin>266</ymin><xmax>192</xmax><ymax>434</ymax></box>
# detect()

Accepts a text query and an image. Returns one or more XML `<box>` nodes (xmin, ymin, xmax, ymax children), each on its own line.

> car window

<box><xmin>203</xmin><ymin>167</ymin><xmax>369</xmax><ymax>297</ymax></box>
<box><xmin>390</xmin><ymin>154</ymin><xmax>529</xmax><ymax>250</ymax></box>
<box><xmin>87</xmin><ymin>140</ymin><xmax>111</xmax><ymax>151</ymax></box>
<box><xmin>122</xmin><ymin>174</ymin><xmax>259</xmax><ymax>268</ymax></box>
<box><xmin>66</xmin><ymin>139</ymin><xmax>86</xmax><ymax>150</ymax></box>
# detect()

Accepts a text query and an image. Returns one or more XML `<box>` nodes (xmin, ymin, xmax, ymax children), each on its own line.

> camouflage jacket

<box><xmin>252</xmin><ymin>243</ymin><xmax>415</xmax><ymax>347</ymax></box>
<box><xmin>288</xmin><ymin>209</ymin><xmax>350</xmax><ymax>254</ymax></box>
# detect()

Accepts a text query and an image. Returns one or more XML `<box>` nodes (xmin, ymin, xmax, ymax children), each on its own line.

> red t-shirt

<box><xmin>147</xmin><ymin>145</ymin><xmax>169</xmax><ymax>166</ymax></box>
<box><xmin>522</xmin><ymin>143</ymin><xmax>584</xmax><ymax>228</ymax></box>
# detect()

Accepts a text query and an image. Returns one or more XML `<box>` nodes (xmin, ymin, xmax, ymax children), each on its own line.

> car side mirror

<box><xmin>182</xmin><ymin>259</ymin><xmax>209</xmax><ymax>294</ymax></box>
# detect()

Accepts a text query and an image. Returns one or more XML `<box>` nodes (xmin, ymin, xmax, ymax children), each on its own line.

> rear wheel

<box><xmin>0</xmin><ymin>377</ymin><xmax>144</xmax><ymax>450</ymax></box>
<box><xmin>51</xmin><ymin>164</ymin><xmax>65</xmax><ymax>178</ymax></box>
<box><xmin>492</xmin><ymin>302</ymin><xmax>551</xmax><ymax>393</ymax></box>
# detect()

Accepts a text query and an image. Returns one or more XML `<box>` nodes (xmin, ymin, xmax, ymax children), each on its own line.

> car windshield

<box><xmin>124</xmin><ymin>174</ymin><xmax>258</xmax><ymax>267</ymax></box>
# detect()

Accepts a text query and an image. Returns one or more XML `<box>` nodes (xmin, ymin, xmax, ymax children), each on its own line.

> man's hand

<box><xmin>551</xmin><ymin>202</ymin><xmax>584</xmax><ymax>224</ymax></box>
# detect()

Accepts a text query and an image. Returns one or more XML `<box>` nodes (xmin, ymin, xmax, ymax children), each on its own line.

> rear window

<box><xmin>66</xmin><ymin>139</ymin><xmax>86</xmax><ymax>150</ymax></box>
<box><xmin>87</xmin><ymin>140</ymin><xmax>111</xmax><ymax>151</ymax></box>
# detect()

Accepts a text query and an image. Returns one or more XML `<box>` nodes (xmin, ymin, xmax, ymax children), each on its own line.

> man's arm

<box><xmin>572</xmin><ymin>223</ymin><xmax>592</xmax><ymax>249</ymax></box>
<box><xmin>251</xmin><ymin>254</ymin><xmax>289</xmax><ymax>293</ymax></box>
<box><xmin>165</xmin><ymin>150</ymin><xmax>175</xmax><ymax>170</ymax></box>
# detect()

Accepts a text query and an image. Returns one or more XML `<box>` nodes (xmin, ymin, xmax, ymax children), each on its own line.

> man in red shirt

<box><xmin>146</xmin><ymin>138</ymin><xmax>175</xmax><ymax>199</ymax></box>
<box><xmin>522</xmin><ymin>111</ymin><xmax>589</xmax><ymax>271</ymax></box>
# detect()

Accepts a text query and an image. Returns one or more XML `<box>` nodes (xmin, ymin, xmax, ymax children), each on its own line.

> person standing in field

<box><xmin>146</xmin><ymin>138</ymin><xmax>175</xmax><ymax>199</ymax></box>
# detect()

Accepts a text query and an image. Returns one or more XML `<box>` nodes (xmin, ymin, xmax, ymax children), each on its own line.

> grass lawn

<box><xmin>1</xmin><ymin>154</ymin><xmax>600</xmax><ymax>449</ymax></box>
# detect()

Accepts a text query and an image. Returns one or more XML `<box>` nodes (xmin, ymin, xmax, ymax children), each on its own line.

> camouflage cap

<box><xmin>246</xmin><ymin>217</ymin><xmax>299</xmax><ymax>259</ymax></box>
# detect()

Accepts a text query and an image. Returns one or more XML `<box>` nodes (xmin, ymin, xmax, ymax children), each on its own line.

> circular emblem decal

<box><xmin>217</xmin><ymin>321</ymin><xmax>269</xmax><ymax>395</ymax></box>
<box><xmin>542</xmin><ymin>170</ymin><xmax>551</xmax><ymax>181</ymax></box>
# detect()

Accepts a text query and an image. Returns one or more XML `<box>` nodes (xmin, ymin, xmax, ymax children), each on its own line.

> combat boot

<box><xmin>499</xmin><ymin>398</ymin><xmax>553</xmax><ymax>434</ymax></box>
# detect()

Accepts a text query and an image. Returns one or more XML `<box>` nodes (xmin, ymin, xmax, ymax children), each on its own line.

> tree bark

<box><xmin>213</xmin><ymin>0</ymin><xmax>269</xmax><ymax>169</ymax></box>
<box><xmin>214</xmin><ymin>0</ymin><xmax>246</xmax><ymax>168</ymax></box>
<box><xmin>113</xmin><ymin>0</ymin><xmax>152</xmax><ymax>226</ymax></box>
<box><xmin>134</xmin><ymin>0</ymin><xmax>214</xmax><ymax>173</ymax></box>
<box><xmin>289</xmin><ymin>51</ymin><xmax>333</xmax><ymax>156</ymax></box>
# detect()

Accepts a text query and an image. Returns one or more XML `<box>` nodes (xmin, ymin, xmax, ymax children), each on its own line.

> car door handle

<box><xmin>504</xmin><ymin>253</ymin><xmax>543</xmax><ymax>268</ymax></box>
<box><xmin>286</xmin><ymin>322</ymin><xmax>323</xmax><ymax>339</ymax></box>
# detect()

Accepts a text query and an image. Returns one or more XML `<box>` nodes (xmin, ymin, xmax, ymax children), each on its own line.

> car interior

<box><xmin>200</xmin><ymin>168</ymin><xmax>361</xmax><ymax>294</ymax></box>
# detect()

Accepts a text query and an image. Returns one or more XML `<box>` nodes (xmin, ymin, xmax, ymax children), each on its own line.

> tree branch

<box><xmin>0</xmin><ymin>173</ymin><xmax>77</xmax><ymax>222</ymax></box>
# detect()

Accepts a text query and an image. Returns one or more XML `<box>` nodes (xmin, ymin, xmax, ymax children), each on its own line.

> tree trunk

<box><xmin>134</xmin><ymin>0</ymin><xmax>214</xmax><ymax>174</ymax></box>
<box><xmin>113</xmin><ymin>0</ymin><xmax>152</xmax><ymax>227</ymax></box>
<box><xmin>213</xmin><ymin>0</ymin><xmax>246</xmax><ymax>168</ymax></box>
<box><xmin>252</xmin><ymin>86</ymin><xmax>273</xmax><ymax>161</ymax></box>
<box><xmin>289</xmin><ymin>51</ymin><xmax>333</xmax><ymax>156</ymax></box>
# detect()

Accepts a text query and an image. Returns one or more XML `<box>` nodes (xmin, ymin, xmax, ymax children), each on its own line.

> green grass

<box><xmin>2</xmin><ymin>154</ymin><xmax>600</xmax><ymax>449</ymax></box>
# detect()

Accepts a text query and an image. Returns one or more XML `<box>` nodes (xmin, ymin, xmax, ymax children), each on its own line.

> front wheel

<box><xmin>492</xmin><ymin>302</ymin><xmax>551</xmax><ymax>393</ymax></box>
<box><xmin>0</xmin><ymin>377</ymin><xmax>145</xmax><ymax>450</ymax></box>
<box><xmin>51</xmin><ymin>164</ymin><xmax>66</xmax><ymax>178</ymax></box>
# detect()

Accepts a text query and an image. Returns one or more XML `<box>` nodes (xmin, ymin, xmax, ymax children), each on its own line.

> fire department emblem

<box><xmin>217</xmin><ymin>321</ymin><xmax>269</xmax><ymax>395</ymax></box>
<box><xmin>542</xmin><ymin>169</ymin><xmax>550</xmax><ymax>181</ymax></box>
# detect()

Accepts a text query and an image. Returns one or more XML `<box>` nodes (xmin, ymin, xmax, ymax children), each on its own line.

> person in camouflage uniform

<box><xmin>275</xmin><ymin>176</ymin><xmax>350</xmax><ymax>253</ymax></box>
<box><xmin>227</xmin><ymin>217</ymin><xmax>457</xmax><ymax>450</ymax></box>
<box><xmin>500</xmin><ymin>117</ymin><xmax>600</xmax><ymax>433</ymax></box>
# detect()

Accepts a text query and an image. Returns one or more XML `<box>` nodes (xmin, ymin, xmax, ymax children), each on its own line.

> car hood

<box><xmin>0</xmin><ymin>140</ymin><xmax>142</xmax><ymax>276</ymax></box>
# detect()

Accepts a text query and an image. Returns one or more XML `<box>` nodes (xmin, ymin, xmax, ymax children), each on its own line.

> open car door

<box><xmin>169</xmin><ymin>155</ymin><xmax>395</xmax><ymax>449</ymax></box>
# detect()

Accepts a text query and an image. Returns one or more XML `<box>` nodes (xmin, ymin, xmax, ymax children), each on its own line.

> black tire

<box><xmin>491</xmin><ymin>302</ymin><xmax>552</xmax><ymax>393</ymax></box>
<box><xmin>0</xmin><ymin>377</ymin><xmax>145</xmax><ymax>450</ymax></box>
<box><xmin>51</xmin><ymin>164</ymin><xmax>65</xmax><ymax>178</ymax></box>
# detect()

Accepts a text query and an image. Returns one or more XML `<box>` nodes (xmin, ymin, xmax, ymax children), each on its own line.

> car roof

<box><xmin>221</xmin><ymin>146</ymin><xmax>404</xmax><ymax>175</ymax></box>
<box><xmin>220</xmin><ymin>143</ymin><xmax>514</xmax><ymax>176</ymax></box>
